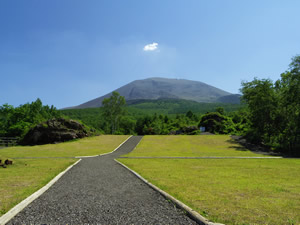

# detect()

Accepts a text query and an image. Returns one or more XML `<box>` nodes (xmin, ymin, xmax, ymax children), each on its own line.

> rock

<box><xmin>168</xmin><ymin>130</ymin><xmax>176</xmax><ymax>135</ymax></box>
<box><xmin>5</xmin><ymin>159</ymin><xmax>13</xmax><ymax>165</ymax></box>
<box><xmin>0</xmin><ymin>159</ymin><xmax>7</xmax><ymax>168</ymax></box>
<box><xmin>21</xmin><ymin>118</ymin><xmax>91</xmax><ymax>145</ymax></box>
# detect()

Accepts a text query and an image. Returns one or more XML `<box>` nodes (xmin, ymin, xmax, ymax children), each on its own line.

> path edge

<box><xmin>119</xmin><ymin>156</ymin><xmax>282</xmax><ymax>159</ymax></box>
<box><xmin>0</xmin><ymin>159</ymin><xmax>82</xmax><ymax>225</ymax></box>
<box><xmin>115</xmin><ymin>159</ymin><xmax>224</xmax><ymax>225</ymax></box>
<box><xmin>75</xmin><ymin>135</ymin><xmax>132</xmax><ymax>158</ymax></box>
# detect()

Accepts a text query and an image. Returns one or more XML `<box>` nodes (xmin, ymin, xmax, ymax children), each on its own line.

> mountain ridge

<box><xmin>67</xmin><ymin>77</ymin><xmax>240</xmax><ymax>109</ymax></box>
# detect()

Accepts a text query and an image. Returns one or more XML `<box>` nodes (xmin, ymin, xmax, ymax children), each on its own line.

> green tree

<box><xmin>102</xmin><ymin>91</ymin><xmax>126</xmax><ymax>134</ymax></box>
<box><xmin>0</xmin><ymin>99</ymin><xmax>60</xmax><ymax>138</ymax></box>
<box><xmin>240</xmin><ymin>78</ymin><xmax>278</xmax><ymax>144</ymax></box>
<box><xmin>216</xmin><ymin>107</ymin><xmax>225</xmax><ymax>115</ymax></box>
<box><xmin>240</xmin><ymin>55</ymin><xmax>300</xmax><ymax>155</ymax></box>
<box><xmin>186</xmin><ymin>110</ymin><xmax>198</xmax><ymax>121</ymax></box>
<box><xmin>275</xmin><ymin>56</ymin><xmax>300</xmax><ymax>154</ymax></box>
<box><xmin>199</xmin><ymin>112</ymin><xmax>234</xmax><ymax>134</ymax></box>
<box><xmin>119</xmin><ymin>116</ymin><xmax>136</xmax><ymax>134</ymax></box>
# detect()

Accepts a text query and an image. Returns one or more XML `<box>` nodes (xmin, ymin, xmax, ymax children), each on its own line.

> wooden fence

<box><xmin>0</xmin><ymin>137</ymin><xmax>19</xmax><ymax>147</ymax></box>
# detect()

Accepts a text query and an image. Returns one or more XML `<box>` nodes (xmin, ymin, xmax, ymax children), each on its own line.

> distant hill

<box><xmin>67</xmin><ymin>77</ymin><xmax>240</xmax><ymax>109</ymax></box>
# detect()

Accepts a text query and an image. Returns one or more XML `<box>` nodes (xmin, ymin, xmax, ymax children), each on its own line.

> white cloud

<box><xmin>143</xmin><ymin>42</ymin><xmax>158</xmax><ymax>51</ymax></box>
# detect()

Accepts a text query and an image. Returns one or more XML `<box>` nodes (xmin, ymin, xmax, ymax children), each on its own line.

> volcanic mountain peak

<box><xmin>68</xmin><ymin>77</ymin><xmax>239</xmax><ymax>109</ymax></box>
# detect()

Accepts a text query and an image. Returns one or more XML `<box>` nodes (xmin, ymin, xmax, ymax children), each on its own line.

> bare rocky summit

<box><xmin>67</xmin><ymin>77</ymin><xmax>240</xmax><ymax>109</ymax></box>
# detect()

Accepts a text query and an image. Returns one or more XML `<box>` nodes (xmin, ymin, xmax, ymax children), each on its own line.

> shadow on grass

<box><xmin>226</xmin><ymin>140</ymin><xmax>248</xmax><ymax>151</ymax></box>
<box><xmin>226</xmin><ymin>136</ymin><xmax>281</xmax><ymax>156</ymax></box>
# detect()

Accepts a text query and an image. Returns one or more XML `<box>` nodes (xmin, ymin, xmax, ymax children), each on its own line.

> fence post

<box><xmin>0</xmin><ymin>137</ymin><xmax>19</xmax><ymax>147</ymax></box>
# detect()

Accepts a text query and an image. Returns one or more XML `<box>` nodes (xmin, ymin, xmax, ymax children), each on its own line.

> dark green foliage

<box><xmin>199</xmin><ymin>112</ymin><xmax>235</xmax><ymax>134</ymax></box>
<box><xmin>61</xmin><ymin>100</ymin><xmax>243</xmax><ymax>135</ymax></box>
<box><xmin>0</xmin><ymin>99</ymin><xmax>61</xmax><ymax>138</ymax></box>
<box><xmin>186</xmin><ymin>110</ymin><xmax>199</xmax><ymax>121</ymax></box>
<box><xmin>275</xmin><ymin>56</ymin><xmax>300</xmax><ymax>155</ymax></box>
<box><xmin>61</xmin><ymin>107</ymin><xmax>105</xmax><ymax>133</ymax></box>
<box><xmin>126</xmin><ymin>98</ymin><xmax>242</xmax><ymax>115</ymax></box>
<box><xmin>229</xmin><ymin>109</ymin><xmax>250</xmax><ymax>135</ymax></box>
<box><xmin>102</xmin><ymin>91</ymin><xmax>126</xmax><ymax>134</ymax></box>
<box><xmin>119</xmin><ymin>116</ymin><xmax>136</xmax><ymax>134</ymax></box>
<box><xmin>241</xmin><ymin>78</ymin><xmax>278</xmax><ymax>144</ymax></box>
<box><xmin>241</xmin><ymin>55</ymin><xmax>300</xmax><ymax>156</ymax></box>
<box><xmin>216</xmin><ymin>107</ymin><xmax>225</xmax><ymax>115</ymax></box>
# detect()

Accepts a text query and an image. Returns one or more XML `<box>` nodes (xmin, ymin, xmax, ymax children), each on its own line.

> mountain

<box><xmin>216</xmin><ymin>94</ymin><xmax>241</xmax><ymax>104</ymax></box>
<box><xmin>68</xmin><ymin>77</ymin><xmax>240</xmax><ymax>109</ymax></box>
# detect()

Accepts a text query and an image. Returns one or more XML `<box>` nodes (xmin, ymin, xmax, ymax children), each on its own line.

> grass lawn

<box><xmin>0</xmin><ymin>135</ymin><xmax>129</xmax><ymax>158</ymax></box>
<box><xmin>118</xmin><ymin>158</ymin><xmax>300</xmax><ymax>225</ymax></box>
<box><xmin>0</xmin><ymin>158</ymin><xmax>77</xmax><ymax>216</ymax></box>
<box><xmin>123</xmin><ymin>135</ymin><xmax>270</xmax><ymax>157</ymax></box>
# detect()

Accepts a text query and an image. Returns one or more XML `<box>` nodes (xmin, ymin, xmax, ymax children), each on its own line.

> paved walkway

<box><xmin>8</xmin><ymin>136</ymin><xmax>197</xmax><ymax>224</ymax></box>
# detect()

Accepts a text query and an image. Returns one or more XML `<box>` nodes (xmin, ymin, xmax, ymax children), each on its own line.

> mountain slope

<box><xmin>69</xmin><ymin>77</ymin><xmax>238</xmax><ymax>109</ymax></box>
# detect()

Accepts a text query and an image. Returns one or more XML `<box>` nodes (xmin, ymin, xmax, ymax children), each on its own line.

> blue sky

<box><xmin>1</xmin><ymin>0</ymin><xmax>300</xmax><ymax>108</ymax></box>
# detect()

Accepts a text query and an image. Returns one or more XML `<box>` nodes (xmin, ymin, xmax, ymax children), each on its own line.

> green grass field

<box><xmin>0</xmin><ymin>135</ymin><xmax>129</xmax><ymax>217</ymax></box>
<box><xmin>119</xmin><ymin>135</ymin><xmax>300</xmax><ymax>225</ymax></box>
<box><xmin>123</xmin><ymin>135</ymin><xmax>269</xmax><ymax>157</ymax></box>
<box><xmin>0</xmin><ymin>135</ymin><xmax>129</xmax><ymax>158</ymax></box>
<box><xmin>0</xmin><ymin>158</ymin><xmax>77</xmax><ymax>216</ymax></box>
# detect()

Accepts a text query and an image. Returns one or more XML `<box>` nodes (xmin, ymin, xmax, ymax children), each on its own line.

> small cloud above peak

<box><xmin>143</xmin><ymin>42</ymin><xmax>158</xmax><ymax>51</ymax></box>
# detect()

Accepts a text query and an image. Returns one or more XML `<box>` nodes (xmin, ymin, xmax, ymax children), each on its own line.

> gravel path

<box><xmin>8</xmin><ymin>136</ymin><xmax>197</xmax><ymax>224</ymax></box>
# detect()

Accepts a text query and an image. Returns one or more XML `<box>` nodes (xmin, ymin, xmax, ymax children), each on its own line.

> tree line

<box><xmin>0</xmin><ymin>99</ymin><xmax>60</xmax><ymax>138</ymax></box>
<box><xmin>240</xmin><ymin>55</ymin><xmax>300</xmax><ymax>156</ymax></box>
<box><xmin>99</xmin><ymin>91</ymin><xmax>247</xmax><ymax>136</ymax></box>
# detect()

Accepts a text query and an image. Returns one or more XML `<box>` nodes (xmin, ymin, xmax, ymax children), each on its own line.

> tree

<box><xmin>240</xmin><ymin>78</ymin><xmax>278</xmax><ymax>144</ymax></box>
<box><xmin>198</xmin><ymin>112</ymin><xmax>234</xmax><ymax>134</ymax></box>
<box><xmin>119</xmin><ymin>116</ymin><xmax>136</xmax><ymax>134</ymax></box>
<box><xmin>216</xmin><ymin>107</ymin><xmax>225</xmax><ymax>115</ymax></box>
<box><xmin>102</xmin><ymin>91</ymin><xmax>126</xmax><ymax>134</ymax></box>
<box><xmin>186</xmin><ymin>110</ymin><xmax>198</xmax><ymax>121</ymax></box>
<box><xmin>275</xmin><ymin>55</ymin><xmax>300</xmax><ymax>154</ymax></box>
<box><xmin>0</xmin><ymin>99</ymin><xmax>60</xmax><ymax>138</ymax></box>
<box><xmin>240</xmin><ymin>55</ymin><xmax>300</xmax><ymax>155</ymax></box>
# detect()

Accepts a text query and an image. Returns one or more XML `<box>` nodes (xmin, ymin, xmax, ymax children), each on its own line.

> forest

<box><xmin>0</xmin><ymin>56</ymin><xmax>299</xmax><ymax>156</ymax></box>
<box><xmin>61</xmin><ymin>99</ymin><xmax>243</xmax><ymax>135</ymax></box>
<box><xmin>240</xmin><ymin>55</ymin><xmax>300</xmax><ymax>156</ymax></box>
<box><xmin>0</xmin><ymin>98</ymin><xmax>60</xmax><ymax>138</ymax></box>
